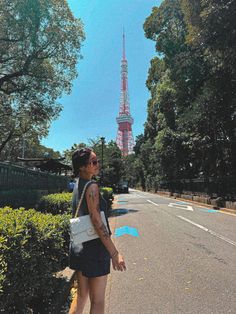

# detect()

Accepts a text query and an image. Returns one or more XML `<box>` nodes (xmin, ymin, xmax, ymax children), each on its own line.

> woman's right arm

<box><xmin>86</xmin><ymin>183</ymin><xmax>126</xmax><ymax>271</ymax></box>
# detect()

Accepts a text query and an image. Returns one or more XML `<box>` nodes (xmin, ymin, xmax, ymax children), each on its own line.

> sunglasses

<box><xmin>89</xmin><ymin>159</ymin><xmax>100</xmax><ymax>166</ymax></box>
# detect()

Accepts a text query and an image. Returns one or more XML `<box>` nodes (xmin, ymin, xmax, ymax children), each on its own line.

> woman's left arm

<box><xmin>86</xmin><ymin>183</ymin><xmax>126</xmax><ymax>271</ymax></box>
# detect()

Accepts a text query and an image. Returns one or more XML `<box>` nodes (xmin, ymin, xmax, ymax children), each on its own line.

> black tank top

<box><xmin>72</xmin><ymin>177</ymin><xmax>112</xmax><ymax>235</ymax></box>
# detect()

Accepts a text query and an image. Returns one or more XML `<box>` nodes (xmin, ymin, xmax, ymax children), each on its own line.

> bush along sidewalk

<box><xmin>37</xmin><ymin>187</ymin><xmax>114</xmax><ymax>216</ymax></box>
<box><xmin>37</xmin><ymin>192</ymin><xmax>72</xmax><ymax>215</ymax></box>
<box><xmin>0</xmin><ymin>189</ymin><xmax>41</xmax><ymax>209</ymax></box>
<box><xmin>0</xmin><ymin>187</ymin><xmax>114</xmax><ymax>313</ymax></box>
<box><xmin>100</xmin><ymin>187</ymin><xmax>114</xmax><ymax>215</ymax></box>
<box><xmin>0</xmin><ymin>207</ymin><xmax>70</xmax><ymax>313</ymax></box>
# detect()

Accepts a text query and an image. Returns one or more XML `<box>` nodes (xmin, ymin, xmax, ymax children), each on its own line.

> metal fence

<box><xmin>0</xmin><ymin>161</ymin><xmax>69</xmax><ymax>191</ymax></box>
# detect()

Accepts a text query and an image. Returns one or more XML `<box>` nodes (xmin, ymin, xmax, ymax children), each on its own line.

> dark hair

<box><xmin>72</xmin><ymin>147</ymin><xmax>92</xmax><ymax>177</ymax></box>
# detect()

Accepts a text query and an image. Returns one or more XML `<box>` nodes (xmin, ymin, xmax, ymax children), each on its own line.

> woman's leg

<box><xmin>69</xmin><ymin>271</ymin><xmax>89</xmax><ymax>314</ymax></box>
<box><xmin>88</xmin><ymin>275</ymin><xmax>108</xmax><ymax>314</ymax></box>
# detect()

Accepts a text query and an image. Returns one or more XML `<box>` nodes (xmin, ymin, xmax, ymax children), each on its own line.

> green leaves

<box><xmin>0</xmin><ymin>206</ymin><xmax>70</xmax><ymax>312</ymax></box>
<box><xmin>37</xmin><ymin>192</ymin><xmax>72</xmax><ymax>215</ymax></box>
<box><xmin>0</xmin><ymin>0</ymin><xmax>85</xmax><ymax>158</ymax></box>
<box><xmin>63</xmin><ymin>139</ymin><xmax>123</xmax><ymax>187</ymax></box>
<box><xmin>129</xmin><ymin>0</ymin><xmax>236</xmax><ymax>192</ymax></box>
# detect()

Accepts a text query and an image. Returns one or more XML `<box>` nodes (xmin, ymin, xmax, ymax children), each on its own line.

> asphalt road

<box><xmin>102</xmin><ymin>189</ymin><xmax>236</xmax><ymax>314</ymax></box>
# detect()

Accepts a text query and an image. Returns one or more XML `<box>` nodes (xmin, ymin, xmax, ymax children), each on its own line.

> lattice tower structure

<box><xmin>116</xmin><ymin>32</ymin><xmax>134</xmax><ymax>156</ymax></box>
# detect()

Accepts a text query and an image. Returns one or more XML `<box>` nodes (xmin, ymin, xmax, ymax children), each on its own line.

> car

<box><xmin>117</xmin><ymin>182</ymin><xmax>129</xmax><ymax>193</ymax></box>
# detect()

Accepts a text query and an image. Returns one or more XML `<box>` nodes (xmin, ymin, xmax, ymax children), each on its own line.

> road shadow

<box><xmin>109</xmin><ymin>208</ymin><xmax>139</xmax><ymax>217</ymax></box>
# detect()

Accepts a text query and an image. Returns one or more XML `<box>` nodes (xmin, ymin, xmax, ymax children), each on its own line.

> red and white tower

<box><xmin>116</xmin><ymin>32</ymin><xmax>134</xmax><ymax>156</ymax></box>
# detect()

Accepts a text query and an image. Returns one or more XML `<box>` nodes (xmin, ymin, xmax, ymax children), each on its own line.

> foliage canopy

<box><xmin>0</xmin><ymin>0</ymin><xmax>85</xmax><ymax>159</ymax></box>
<box><xmin>124</xmin><ymin>0</ymin><xmax>236</xmax><ymax>197</ymax></box>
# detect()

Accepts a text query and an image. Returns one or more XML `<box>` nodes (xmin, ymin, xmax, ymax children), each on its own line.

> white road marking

<box><xmin>178</xmin><ymin>215</ymin><xmax>236</xmax><ymax>248</ymax></box>
<box><xmin>147</xmin><ymin>200</ymin><xmax>159</xmax><ymax>206</ymax></box>
<box><xmin>168</xmin><ymin>203</ymin><xmax>194</xmax><ymax>211</ymax></box>
<box><xmin>132</xmin><ymin>190</ymin><xmax>236</xmax><ymax>217</ymax></box>
<box><xmin>132</xmin><ymin>193</ymin><xmax>145</xmax><ymax>198</ymax></box>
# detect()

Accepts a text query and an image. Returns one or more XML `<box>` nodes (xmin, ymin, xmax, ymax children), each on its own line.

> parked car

<box><xmin>117</xmin><ymin>182</ymin><xmax>129</xmax><ymax>193</ymax></box>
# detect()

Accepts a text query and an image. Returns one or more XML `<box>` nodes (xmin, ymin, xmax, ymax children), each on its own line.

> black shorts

<box><xmin>69</xmin><ymin>238</ymin><xmax>111</xmax><ymax>278</ymax></box>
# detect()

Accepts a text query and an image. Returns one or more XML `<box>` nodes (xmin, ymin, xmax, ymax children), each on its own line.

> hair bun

<box><xmin>72</xmin><ymin>147</ymin><xmax>92</xmax><ymax>176</ymax></box>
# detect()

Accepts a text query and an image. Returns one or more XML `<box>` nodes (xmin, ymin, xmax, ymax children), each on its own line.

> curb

<box><xmin>51</xmin><ymin>267</ymin><xmax>76</xmax><ymax>313</ymax></box>
<box><xmin>173</xmin><ymin>196</ymin><xmax>236</xmax><ymax>215</ymax></box>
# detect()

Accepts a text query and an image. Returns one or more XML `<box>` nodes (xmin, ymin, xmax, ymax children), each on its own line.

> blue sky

<box><xmin>42</xmin><ymin>0</ymin><xmax>162</xmax><ymax>153</ymax></box>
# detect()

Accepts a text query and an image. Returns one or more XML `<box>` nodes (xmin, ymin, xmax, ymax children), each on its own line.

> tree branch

<box><xmin>0</xmin><ymin>51</ymin><xmax>37</xmax><ymax>88</ymax></box>
<box><xmin>0</xmin><ymin>37</ymin><xmax>23</xmax><ymax>42</ymax></box>
<box><xmin>0</xmin><ymin>129</ymin><xmax>15</xmax><ymax>154</ymax></box>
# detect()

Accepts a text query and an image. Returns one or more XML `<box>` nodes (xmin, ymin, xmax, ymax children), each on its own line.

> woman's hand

<box><xmin>111</xmin><ymin>252</ymin><xmax>126</xmax><ymax>271</ymax></box>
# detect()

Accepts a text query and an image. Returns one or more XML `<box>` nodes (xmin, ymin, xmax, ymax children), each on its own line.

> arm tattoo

<box><xmin>99</xmin><ymin>223</ymin><xmax>109</xmax><ymax>239</ymax></box>
<box><xmin>88</xmin><ymin>190</ymin><xmax>96</xmax><ymax>203</ymax></box>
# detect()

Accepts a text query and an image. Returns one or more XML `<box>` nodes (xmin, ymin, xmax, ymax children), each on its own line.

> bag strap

<box><xmin>74</xmin><ymin>179</ymin><xmax>92</xmax><ymax>218</ymax></box>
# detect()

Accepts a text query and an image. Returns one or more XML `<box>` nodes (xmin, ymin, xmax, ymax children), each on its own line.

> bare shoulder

<box><xmin>86</xmin><ymin>182</ymin><xmax>99</xmax><ymax>192</ymax></box>
<box><xmin>86</xmin><ymin>182</ymin><xmax>99</xmax><ymax>201</ymax></box>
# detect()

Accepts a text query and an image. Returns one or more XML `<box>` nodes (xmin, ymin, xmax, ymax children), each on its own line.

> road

<box><xmin>102</xmin><ymin>189</ymin><xmax>236</xmax><ymax>314</ymax></box>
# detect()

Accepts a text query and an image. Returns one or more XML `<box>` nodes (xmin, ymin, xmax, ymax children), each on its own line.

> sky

<box><xmin>42</xmin><ymin>0</ymin><xmax>162</xmax><ymax>153</ymax></box>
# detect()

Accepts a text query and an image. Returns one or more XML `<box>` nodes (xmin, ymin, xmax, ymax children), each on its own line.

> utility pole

<box><xmin>22</xmin><ymin>136</ymin><xmax>25</xmax><ymax>158</ymax></box>
<box><xmin>21</xmin><ymin>135</ymin><xmax>25</xmax><ymax>166</ymax></box>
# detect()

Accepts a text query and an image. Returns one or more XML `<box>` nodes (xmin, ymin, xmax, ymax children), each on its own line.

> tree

<box><xmin>63</xmin><ymin>143</ymin><xmax>87</xmax><ymax>166</ymax></box>
<box><xmin>92</xmin><ymin>139</ymin><xmax>123</xmax><ymax>187</ymax></box>
<box><xmin>180</xmin><ymin>0</ymin><xmax>236</xmax><ymax>177</ymax></box>
<box><xmin>0</xmin><ymin>128</ymin><xmax>61</xmax><ymax>161</ymax></box>
<box><xmin>62</xmin><ymin>139</ymin><xmax>123</xmax><ymax>187</ymax></box>
<box><xmin>137</xmin><ymin>0</ymin><xmax>236</xmax><ymax>194</ymax></box>
<box><xmin>0</xmin><ymin>0</ymin><xmax>85</xmax><ymax>158</ymax></box>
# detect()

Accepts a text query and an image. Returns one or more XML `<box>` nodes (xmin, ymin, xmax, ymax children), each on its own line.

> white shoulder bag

<box><xmin>70</xmin><ymin>179</ymin><xmax>108</xmax><ymax>255</ymax></box>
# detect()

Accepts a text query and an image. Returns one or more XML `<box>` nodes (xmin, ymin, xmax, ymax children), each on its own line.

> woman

<box><xmin>69</xmin><ymin>147</ymin><xmax>126</xmax><ymax>314</ymax></box>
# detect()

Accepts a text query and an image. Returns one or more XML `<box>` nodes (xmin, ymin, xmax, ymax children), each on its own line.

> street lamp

<box><xmin>100</xmin><ymin>137</ymin><xmax>105</xmax><ymax>186</ymax></box>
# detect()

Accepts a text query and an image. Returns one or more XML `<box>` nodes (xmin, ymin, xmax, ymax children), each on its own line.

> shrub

<box><xmin>38</xmin><ymin>188</ymin><xmax>114</xmax><ymax>215</ymax></box>
<box><xmin>0</xmin><ymin>207</ymin><xmax>70</xmax><ymax>313</ymax></box>
<box><xmin>0</xmin><ymin>189</ymin><xmax>40</xmax><ymax>209</ymax></box>
<box><xmin>100</xmin><ymin>187</ymin><xmax>114</xmax><ymax>211</ymax></box>
<box><xmin>37</xmin><ymin>192</ymin><xmax>72</xmax><ymax>215</ymax></box>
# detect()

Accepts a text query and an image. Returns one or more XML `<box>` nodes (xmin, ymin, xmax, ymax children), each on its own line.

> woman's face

<box><xmin>86</xmin><ymin>152</ymin><xmax>100</xmax><ymax>176</ymax></box>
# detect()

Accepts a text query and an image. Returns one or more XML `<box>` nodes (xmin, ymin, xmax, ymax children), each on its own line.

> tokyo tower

<box><xmin>116</xmin><ymin>32</ymin><xmax>134</xmax><ymax>156</ymax></box>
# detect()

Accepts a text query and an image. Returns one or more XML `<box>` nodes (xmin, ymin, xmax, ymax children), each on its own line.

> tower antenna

<box><xmin>116</xmin><ymin>31</ymin><xmax>134</xmax><ymax>156</ymax></box>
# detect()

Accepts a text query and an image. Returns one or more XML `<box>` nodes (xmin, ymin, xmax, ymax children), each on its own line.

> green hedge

<box><xmin>37</xmin><ymin>188</ymin><xmax>113</xmax><ymax>216</ymax></box>
<box><xmin>0</xmin><ymin>207</ymin><xmax>70</xmax><ymax>313</ymax></box>
<box><xmin>0</xmin><ymin>189</ymin><xmax>41</xmax><ymax>209</ymax></box>
<box><xmin>37</xmin><ymin>192</ymin><xmax>72</xmax><ymax>215</ymax></box>
<box><xmin>100</xmin><ymin>187</ymin><xmax>114</xmax><ymax>211</ymax></box>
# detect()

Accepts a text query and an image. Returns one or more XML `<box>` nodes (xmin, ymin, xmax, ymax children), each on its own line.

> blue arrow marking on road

<box><xmin>198</xmin><ymin>208</ymin><xmax>218</xmax><ymax>213</ymax></box>
<box><xmin>117</xmin><ymin>201</ymin><xmax>128</xmax><ymax>204</ymax></box>
<box><xmin>114</xmin><ymin>226</ymin><xmax>139</xmax><ymax>238</ymax></box>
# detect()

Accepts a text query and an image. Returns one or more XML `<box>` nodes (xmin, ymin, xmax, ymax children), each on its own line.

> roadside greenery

<box><xmin>63</xmin><ymin>139</ymin><xmax>123</xmax><ymax>188</ymax></box>
<box><xmin>37</xmin><ymin>187</ymin><xmax>114</xmax><ymax>216</ymax></box>
<box><xmin>0</xmin><ymin>189</ymin><xmax>41</xmax><ymax>209</ymax></box>
<box><xmin>0</xmin><ymin>207</ymin><xmax>70</xmax><ymax>313</ymax></box>
<box><xmin>0</xmin><ymin>0</ymin><xmax>85</xmax><ymax>161</ymax></box>
<box><xmin>100</xmin><ymin>187</ymin><xmax>114</xmax><ymax>211</ymax></box>
<box><xmin>124</xmin><ymin>0</ymin><xmax>236</xmax><ymax>195</ymax></box>
<box><xmin>37</xmin><ymin>192</ymin><xmax>72</xmax><ymax>215</ymax></box>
